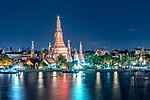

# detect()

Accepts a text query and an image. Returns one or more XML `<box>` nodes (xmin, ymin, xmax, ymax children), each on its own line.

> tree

<box><xmin>100</xmin><ymin>53</ymin><xmax>113</xmax><ymax>68</ymax></box>
<box><xmin>87</xmin><ymin>54</ymin><xmax>101</xmax><ymax>69</ymax></box>
<box><xmin>41</xmin><ymin>49</ymin><xmax>48</xmax><ymax>55</ymax></box>
<box><xmin>145</xmin><ymin>54</ymin><xmax>150</xmax><ymax>61</ymax></box>
<box><xmin>56</xmin><ymin>54</ymin><xmax>67</xmax><ymax>69</ymax></box>
<box><xmin>121</xmin><ymin>55</ymin><xmax>134</xmax><ymax>65</ymax></box>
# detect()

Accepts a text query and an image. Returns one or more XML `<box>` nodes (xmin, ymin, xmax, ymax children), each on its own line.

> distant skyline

<box><xmin>0</xmin><ymin>0</ymin><xmax>150</xmax><ymax>50</ymax></box>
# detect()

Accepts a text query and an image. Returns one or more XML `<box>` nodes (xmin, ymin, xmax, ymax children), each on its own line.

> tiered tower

<box><xmin>31</xmin><ymin>41</ymin><xmax>35</xmax><ymax>58</ymax></box>
<box><xmin>74</xmin><ymin>49</ymin><xmax>79</xmax><ymax>62</ymax></box>
<box><xmin>51</xmin><ymin>16</ymin><xmax>68</xmax><ymax>61</ymax></box>
<box><xmin>79</xmin><ymin>42</ymin><xmax>85</xmax><ymax>62</ymax></box>
<box><xmin>67</xmin><ymin>40</ymin><xmax>73</xmax><ymax>62</ymax></box>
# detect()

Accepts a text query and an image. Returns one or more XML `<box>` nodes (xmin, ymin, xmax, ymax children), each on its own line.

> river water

<box><xmin>0</xmin><ymin>71</ymin><xmax>150</xmax><ymax>100</ymax></box>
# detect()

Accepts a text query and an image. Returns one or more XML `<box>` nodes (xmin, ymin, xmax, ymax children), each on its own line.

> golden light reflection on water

<box><xmin>37</xmin><ymin>72</ymin><xmax>44</xmax><ymax>99</ymax></box>
<box><xmin>95</xmin><ymin>72</ymin><xmax>103</xmax><ymax>100</ymax></box>
<box><xmin>113</xmin><ymin>72</ymin><xmax>121</xmax><ymax>100</ymax></box>
<box><xmin>38</xmin><ymin>72</ymin><xmax>43</xmax><ymax>88</ymax></box>
<box><xmin>113</xmin><ymin>72</ymin><xmax>118</xmax><ymax>85</ymax></box>
<box><xmin>96</xmin><ymin>72</ymin><xmax>101</xmax><ymax>85</ymax></box>
<box><xmin>52</xmin><ymin>71</ymin><xmax>57</xmax><ymax>76</ymax></box>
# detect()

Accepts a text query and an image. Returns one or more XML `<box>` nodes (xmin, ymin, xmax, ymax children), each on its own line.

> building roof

<box><xmin>26</xmin><ymin>58</ymin><xmax>40</xmax><ymax>66</ymax></box>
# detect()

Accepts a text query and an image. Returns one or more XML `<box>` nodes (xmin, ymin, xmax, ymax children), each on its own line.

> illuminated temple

<box><xmin>49</xmin><ymin>16</ymin><xmax>85</xmax><ymax>65</ymax></box>
<box><xmin>51</xmin><ymin>16</ymin><xmax>69</xmax><ymax>61</ymax></box>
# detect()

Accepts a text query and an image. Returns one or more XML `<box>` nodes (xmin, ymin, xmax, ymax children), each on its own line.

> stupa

<box><xmin>67</xmin><ymin>40</ymin><xmax>73</xmax><ymax>62</ymax></box>
<box><xmin>79</xmin><ymin>42</ymin><xmax>85</xmax><ymax>62</ymax></box>
<box><xmin>51</xmin><ymin>16</ymin><xmax>68</xmax><ymax>61</ymax></box>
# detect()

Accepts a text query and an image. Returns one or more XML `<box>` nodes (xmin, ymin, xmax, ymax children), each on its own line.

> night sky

<box><xmin>0</xmin><ymin>0</ymin><xmax>150</xmax><ymax>50</ymax></box>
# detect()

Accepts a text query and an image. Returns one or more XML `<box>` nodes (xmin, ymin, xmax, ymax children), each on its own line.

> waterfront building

<box><xmin>95</xmin><ymin>49</ymin><xmax>109</xmax><ymax>56</ymax></box>
<box><xmin>6</xmin><ymin>51</ymin><xmax>23</xmax><ymax>60</ymax></box>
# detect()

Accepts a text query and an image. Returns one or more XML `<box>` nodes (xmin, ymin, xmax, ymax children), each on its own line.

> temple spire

<box><xmin>68</xmin><ymin>40</ymin><xmax>73</xmax><ymax>62</ymax></box>
<box><xmin>56</xmin><ymin>16</ymin><xmax>62</xmax><ymax>32</ymax></box>
<box><xmin>53</xmin><ymin>16</ymin><xmax>66</xmax><ymax>48</ymax></box>
<box><xmin>79</xmin><ymin>42</ymin><xmax>85</xmax><ymax>62</ymax></box>
<box><xmin>79</xmin><ymin>42</ymin><xmax>83</xmax><ymax>54</ymax></box>
<box><xmin>52</xmin><ymin>16</ymin><xmax>68</xmax><ymax>61</ymax></box>
<box><xmin>68</xmin><ymin>40</ymin><xmax>71</xmax><ymax>55</ymax></box>
<box><xmin>31</xmin><ymin>41</ymin><xmax>34</xmax><ymax>50</ymax></box>
<box><xmin>74</xmin><ymin>48</ymin><xmax>79</xmax><ymax>62</ymax></box>
<box><xmin>31</xmin><ymin>41</ymin><xmax>35</xmax><ymax>58</ymax></box>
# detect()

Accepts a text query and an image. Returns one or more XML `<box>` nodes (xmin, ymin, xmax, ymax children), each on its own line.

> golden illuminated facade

<box><xmin>51</xmin><ymin>16</ymin><xmax>68</xmax><ymax>61</ymax></box>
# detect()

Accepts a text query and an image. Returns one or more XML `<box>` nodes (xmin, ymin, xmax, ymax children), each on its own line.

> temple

<box><xmin>51</xmin><ymin>16</ymin><xmax>68</xmax><ymax>61</ymax></box>
<box><xmin>46</xmin><ymin>16</ymin><xmax>85</xmax><ymax>68</ymax></box>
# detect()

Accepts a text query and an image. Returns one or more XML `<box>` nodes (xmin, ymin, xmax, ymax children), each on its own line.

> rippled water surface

<box><xmin>0</xmin><ymin>71</ymin><xmax>150</xmax><ymax>100</ymax></box>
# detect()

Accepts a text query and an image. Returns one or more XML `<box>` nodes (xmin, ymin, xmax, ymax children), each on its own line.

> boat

<box><xmin>0</xmin><ymin>69</ymin><xmax>19</xmax><ymax>74</ymax></box>
<box><xmin>62</xmin><ymin>69</ymin><xmax>79</xmax><ymax>73</ymax></box>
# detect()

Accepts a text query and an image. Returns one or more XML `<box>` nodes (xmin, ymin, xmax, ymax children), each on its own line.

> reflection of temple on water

<box><xmin>46</xmin><ymin>72</ymin><xmax>71</xmax><ymax>100</ymax></box>
<box><xmin>38</xmin><ymin>72</ymin><xmax>44</xmax><ymax>88</ymax></box>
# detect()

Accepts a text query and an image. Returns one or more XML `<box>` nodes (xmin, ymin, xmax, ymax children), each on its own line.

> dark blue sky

<box><xmin>0</xmin><ymin>0</ymin><xmax>150</xmax><ymax>50</ymax></box>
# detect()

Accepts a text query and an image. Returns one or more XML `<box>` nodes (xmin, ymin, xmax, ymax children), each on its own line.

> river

<box><xmin>0</xmin><ymin>71</ymin><xmax>150</xmax><ymax>100</ymax></box>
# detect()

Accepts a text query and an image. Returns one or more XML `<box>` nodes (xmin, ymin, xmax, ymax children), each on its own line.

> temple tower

<box><xmin>79</xmin><ymin>42</ymin><xmax>85</xmax><ymax>62</ymax></box>
<box><xmin>31</xmin><ymin>41</ymin><xmax>35</xmax><ymax>58</ymax></box>
<box><xmin>52</xmin><ymin>16</ymin><xmax>68</xmax><ymax>61</ymax></box>
<box><xmin>67</xmin><ymin>40</ymin><xmax>73</xmax><ymax>62</ymax></box>
<box><xmin>74</xmin><ymin>49</ymin><xmax>79</xmax><ymax>62</ymax></box>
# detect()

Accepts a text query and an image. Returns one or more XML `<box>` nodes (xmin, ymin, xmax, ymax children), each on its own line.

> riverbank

<box><xmin>96</xmin><ymin>69</ymin><xmax>135</xmax><ymax>72</ymax></box>
<box><xmin>17</xmin><ymin>69</ymin><xmax>136</xmax><ymax>73</ymax></box>
<box><xmin>19</xmin><ymin>69</ymin><xmax>62</xmax><ymax>72</ymax></box>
